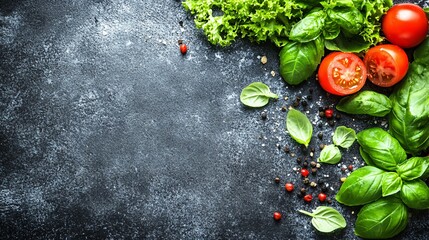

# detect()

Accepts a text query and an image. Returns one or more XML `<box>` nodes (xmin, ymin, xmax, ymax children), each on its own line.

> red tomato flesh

<box><xmin>364</xmin><ymin>44</ymin><xmax>409</xmax><ymax>87</ymax></box>
<box><xmin>382</xmin><ymin>3</ymin><xmax>428</xmax><ymax>48</ymax></box>
<box><xmin>318</xmin><ymin>52</ymin><xmax>367</xmax><ymax>96</ymax></box>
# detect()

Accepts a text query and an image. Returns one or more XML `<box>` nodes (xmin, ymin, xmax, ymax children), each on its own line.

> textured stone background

<box><xmin>1</xmin><ymin>0</ymin><xmax>428</xmax><ymax>239</ymax></box>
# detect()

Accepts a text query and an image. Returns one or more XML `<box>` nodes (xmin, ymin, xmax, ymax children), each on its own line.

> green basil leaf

<box><xmin>413</xmin><ymin>36</ymin><xmax>429</xmax><ymax>64</ymax></box>
<box><xmin>298</xmin><ymin>206</ymin><xmax>346</xmax><ymax>233</ymax></box>
<box><xmin>279</xmin><ymin>37</ymin><xmax>324</xmax><ymax>85</ymax></box>
<box><xmin>325</xmin><ymin>32</ymin><xmax>371</xmax><ymax>53</ymax></box>
<box><xmin>389</xmin><ymin>61</ymin><xmax>429</xmax><ymax>155</ymax></box>
<box><xmin>318</xmin><ymin>144</ymin><xmax>342</xmax><ymax>164</ymax></box>
<box><xmin>357</xmin><ymin>128</ymin><xmax>407</xmax><ymax>171</ymax></box>
<box><xmin>240</xmin><ymin>82</ymin><xmax>278</xmax><ymax>108</ymax></box>
<box><xmin>286</xmin><ymin>109</ymin><xmax>313</xmax><ymax>147</ymax></box>
<box><xmin>289</xmin><ymin>10</ymin><xmax>326</xmax><ymax>43</ymax></box>
<box><xmin>397</xmin><ymin>156</ymin><xmax>429</xmax><ymax>181</ymax></box>
<box><xmin>355</xmin><ymin>196</ymin><xmax>408</xmax><ymax>239</ymax></box>
<box><xmin>327</xmin><ymin>7</ymin><xmax>364</xmax><ymax>34</ymax></box>
<box><xmin>359</xmin><ymin>147</ymin><xmax>376</xmax><ymax>167</ymax></box>
<box><xmin>322</xmin><ymin>16</ymin><xmax>340</xmax><ymax>40</ymax></box>
<box><xmin>400</xmin><ymin>179</ymin><xmax>429</xmax><ymax>209</ymax></box>
<box><xmin>381</xmin><ymin>172</ymin><xmax>402</xmax><ymax>197</ymax></box>
<box><xmin>335</xmin><ymin>166</ymin><xmax>384</xmax><ymax>206</ymax></box>
<box><xmin>332</xmin><ymin>126</ymin><xmax>356</xmax><ymax>148</ymax></box>
<box><xmin>336</xmin><ymin>90</ymin><xmax>392</xmax><ymax>117</ymax></box>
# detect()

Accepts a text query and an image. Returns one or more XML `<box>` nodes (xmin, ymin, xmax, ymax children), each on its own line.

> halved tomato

<box><xmin>364</xmin><ymin>44</ymin><xmax>409</xmax><ymax>87</ymax></box>
<box><xmin>318</xmin><ymin>52</ymin><xmax>367</xmax><ymax>96</ymax></box>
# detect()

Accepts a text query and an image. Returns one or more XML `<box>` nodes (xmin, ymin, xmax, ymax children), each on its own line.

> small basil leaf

<box><xmin>336</xmin><ymin>90</ymin><xmax>392</xmax><ymax>117</ymax></box>
<box><xmin>240</xmin><ymin>82</ymin><xmax>278</xmax><ymax>108</ymax></box>
<box><xmin>381</xmin><ymin>172</ymin><xmax>402</xmax><ymax>197</ymax></box>
<box><xmin>400</xmin><ymin>179</ymin><xmax>429</xmax><ymax>209</ymax></box>
<box><xmin>355</xmin><ymin>196</ymin><xmax>408</xmax><ymax>239</ymax></box>
<box><xmin>286</xmin><ymin>109</ymin><xmax>313</xmax><ymax>147</ymax></box>
<box><xmin>335</xmin><ymin>166</ymin><xmax>384</xmax><ymax>206</ymax></box>
<box><xmin>359</xmin><ymin>147</ymin><xmax>376</xmax><ymax>166</ymax></box>
<box><xmin>318</xmin><ymin>144</ymin><xmax>342</xmax><ymax>164</ymax></box>
<box><xmin>279</xmin><ymin>37</ymin><xmax>324</xmax><ymax>85</ymax></box>
<box><xmin>289</xmin><ymin>10</ymin><xmax>326</xmax><ymax>43</ymax></box>
<box><xmin>332</xmin><ymin>126</ymin><xmax>356</xmax><ymax>148</ymax></box>
<box><xmin>397</xmin><ymin>156</ymin><xmax>429</xmax><ymax>181</ymax></box>
<box><xmin>325</xmin><ymin>33</ymin><xmax>371</xmax><ymax>53</ymax></box>
<box><xmin>357</xmin><ymin>128</ymin><xmax>407</xmax><ymax>171</ymax></box>
<box><xmin>298</xmin><ymin>206</ymin><xmax>346</xmax><ymax>233</ymax></box>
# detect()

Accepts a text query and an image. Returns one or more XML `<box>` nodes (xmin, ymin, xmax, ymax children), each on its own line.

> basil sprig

<box><xmin>318</xmin><ymin>126</ymin><xmax>356</xmax><ymax>164</ymax></box>
<box><xmin>298</xmin><ymin>206</ymin><xmax>346</xmax><ymax>233</ymax></box>
<box><xmin>240</xmin><ymin>82</ymin><xmax>278</xmax><ymax>108</ymax></box>
<box><xmin>337</xmin><ymin>127</ymin><xmax>429</xmax><ymax>239</ymax></box>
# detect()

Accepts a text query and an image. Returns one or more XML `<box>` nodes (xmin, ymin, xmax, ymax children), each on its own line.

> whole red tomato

<box><xmin>318</xmin><ymin>52</ymin><xmax>367</xmax><ymax>96</ymax></box>
<box><xmin>382</xmin><ymin>3</ymin><xmax>428</xmax><ymax>48</ymax></box>
<box><xmin>364</xmin><ymin>44</ymin><xmax>409</xmax><ymax>87</ymax></box>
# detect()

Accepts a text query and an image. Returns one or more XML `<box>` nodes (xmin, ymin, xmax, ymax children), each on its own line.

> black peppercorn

<box><xmin>261</xmin><ymin>111</ymin><xmax>268</xmax><ymax>120</ymax></box>
<box><xmin>274</xmin><ymin>177</ymin><xmax>281</xmax><ymax>183</ymax></box>
<box><xmin>284</xmin><ymin>145</ymin><xmax>290</xmax><ymax>153</ymax></box>
<box><xmin>328</xmin><ymin>120</ymin><xmax>335</xmax><ymax>126</ymax></box>
<box><xmin>317</xmin><ymin>132</ymin><xmax>323</xmax><ymax>139</ymax></box>
<box><xmin>301</xmin><ymin>100</ymin><xmax>308</xmax><ymax>107</ymax></box>
<box><xmin>300</xmin><ymin>187</ymin><xmax>307</xmax><ymax>195</ymax></box>
<box><xmin>319</xmin><ymin>143</ymin><xmax>325</xmax><ymax>150</ymax></box>
<box><xmin>281</xmin><ymin>106</ymin><xmax>287</xmax><ymax>112</ymax></box>
<box><xmin>311</xmin><ymin>168</ymin><xmax>317</xmax><ymax>175</ymax></box>
<box><xmin>319</xmin><ymin>111</ymin><xmax>325</xmax><ymax>117</ymax></box>
<box><xmin>303</xmin><ymin>178</ymin><xmax>310</xmax><ymax>185</ymax></box>
<box><xmin>310</xmin><ymin>161</ymin><xmax>317</xmax><ymax>168</ymax></box>
<box><xmin>335</xmin><ymin>113</ymin><xmax>341</xmax><ymax>120</ymax></box>
<box><xmin>303</xmin><ymin>161</ymin><xmax>309</xmax><ymax>168</ymax></box>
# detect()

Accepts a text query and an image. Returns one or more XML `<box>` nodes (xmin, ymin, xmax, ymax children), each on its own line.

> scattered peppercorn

<box><xmin>327</xmin><ymin>198</ymin><xmax>333</xmax><ymax>204</ymax></box>
<box><xmin>281</xmin><ymin>106</ymin><xmax>287</xmax><ymax>112</ymax></box>
<box><xmin>328</xmin><ymin>120</ymin><xmax>335</xmax><ymax>126</ymax></box>
<box><xmin>317</xmin><ymin>132</ymin><xmax>323</xmax><ymax>139</ymax></box>
<box><xmin>310</xmin><ymin>181</ymin><xmax>317</xmax><ymax>188</ymax></box>
<box><xmin>261</xmin><ymin>111</ymin><xmax>268</xmax><ymax>120</ymax></box>
<box><xmin>325</xmin><ymin>108</ymin><xmax>334</xmax><ymax>118</ymax></box>
<box><xmin>319</xmin><ymin>111</ymin><xmax>325</xmax><ymax>118</ymax></box>
<box><xmin>283</xmin><ymin>146</ymin><xmax>290</xmax><ymax>153</ymax></box>
<box><xmin>285</xmin><ymin>182</ymin><xmax>294</xmax><ymax>192</ymax></box>
<box><xmin>274</xmin><ymin>177</ymin><xmax>281</xmax><ymax>183</ymax></box>
<box><xmin>303</xmin><ymin>178</ymin><xmax>310</xmax><ymax>185</ymax></box>
<box><xmin>179</xmin><ymin>43</ymin><xmax>188</xmax><ymax>54</ymax></box>
<box><xmin>261</xmin><ymin>56</ymin><xmax>268</xmax><ymax>65</ymax></box>
<box><xmin>273</xmin><ymin>211</ymin><xmax>282</xmax><ymax>221</ymax></box>
<box><xmin>321</xmin><ymin>185</ymin><xmax>329</xmax><ymax>193</ymax></box>
<box><xmin>310</xmin><ymin>161</ymin><xmax>317</xmax><ymax>168</ymax></box>
<box><xmin>340</xmin><ymin>177</ymin><xmax>347</xmax><ymax>182</ymax></box>
<box><xmin>311</xmin><ymin>168</ymin><xmax>317</xmax><ymax>175</ymax></box>
<box><xmin>316</xmin><ymin>163</ymin><xmax>321</xmax><ymax>169</ymax></box>
<box><xmin>318</xmin><ymin>193</ymin><xmax>327</xmax><ymax>202</ymax></box>
<box><xmin>348</xmin><ymin>165</ymin><xmax>354</xmax><ymax>171</ymax></box>
<box><xmin>341</xmin><ymin>166</ymin><xmax>347</xmax><ymax>172</ymax></box>
<box><xmin>300</xmin><ymin>187</ymin><xmax>307</xmax><ymax>195</ymax></box>
<box><xmin>335</xmin><ymin>113</ymin><xmax>342</xmax><ymax>120</ymax></box>
<box><xmin>301</xmin><ymin>168</ymin><xmax>310</xmax><ymax>177</ymax></box>
<box><xmin>319</xmin><ymin>143</ymin><xmax>325</xmax><ymax>150</ymax></box>
<box><xmin>301</xmin><ymin>100</ymin><xmax>308</xmax><ymax>107</ymax></box>
<box><xmin>302</xmin><ymin>161</ymin><xmax>308</xmax><ymax>168</ymax></box>
<box><xmin>303</xmin><ymin>194</ymin><xmax>313</xmax><ymax>202</ymax></box>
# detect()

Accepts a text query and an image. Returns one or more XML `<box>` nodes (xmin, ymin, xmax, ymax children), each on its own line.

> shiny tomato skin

<box><xmin>318</xmin><ymin>52</ymin><xmax>367</xmax><ymax>96</ymax></box>
<box><xmin>364</xmin><ymin>44</ymin><xmax>409</xmax><ymax>87</ymax></box>
<box><xmin>382</xmin><ymin>3</ymin><xmax>428</xmax><ymax>48</ymax></box>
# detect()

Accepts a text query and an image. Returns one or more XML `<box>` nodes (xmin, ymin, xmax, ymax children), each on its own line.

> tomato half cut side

<box><xmin>318</xmin><ymin>52</ymin><xmax>367</xmax><ymax>96</ymax></box>
<box><xmin>364</xmin><ymin>44</ymin><xmax>409</xmax><ymax>87</ymax></box>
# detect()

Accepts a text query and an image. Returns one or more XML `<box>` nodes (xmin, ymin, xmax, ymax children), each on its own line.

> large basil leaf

<box><xmin>397</xmin><ymin>157</ymin><xmax>429</xmax><ymax>181</ymax></box>
<box><xmin>335</xmin><ymin>166</ymin><xmax>384</xmax><ymax>206</ymax></box>
<box><xmin>298</xmin><ymin>206</ymin><xmax>346</xmax><ymax>233</ymax></box>
<box><xmin>400</xmin><ymin>179</ymin><xmax>429</xmax><ymax>209</ymax></box>
<box><xmin>318</xmin><ymin>144</ymin><xmax>342</xmax><ymax>164</ymax></box>
<box><xmin>413</xmin><ymin>37</ymin><xmax>429</xmax><ymax>64</ymax></box>
<box><xmin>322</xmin><ymin>16</ymin><xmax>340</xmax><ymax>40</ymax></box>
<box><xmin>325</xmin><ymin>33</ymin><xmax>371</xmax><ymax>53</ymax></box>
<box><xmin>286</xmin><ymin>109</ymin><xmax>313</xmax><ymax>147</ymax></box>
<box><xmin>389</xmin><ymin>60</ymin><xmax>429</xmax><ymax>155</ymax></box>
<box><xmin>332</xmin><ymin>126</ymin><xmax>356</xmax><ymax>148</ymax></box>
<box><xmin>359</xmin><ymin>147</ymin><xmax>376</xmax><ymax>166</ymax></box>
<box><xmin>381</xmin><ymin>172</ymin><xmax>402</xmax><ymax>197</ymax></box>
<box><xmin>240</xmin><ymin>82</ymin><xmax>278</xmax><ymax>107</ymax></box>
<box><xmin>357</xmin><ymin>128</ymin><xmax>407</xmax><ymax>171</ymax></box>
<box><xmin>355</xmin><ymin>196</ymin><xmax>408</xmax><ymax>239</ymax></box>
<box><xmin>289</xmin><ymin>9</ymin><xmax>326</xmax><ymax>43</ymax></box>
<box><xmin>279</xmin><ymin>37</ymin><xmax>324</xmax><ymax>85</ymax></box>
<box><xmin>336</xmin><ymin>90</ymin><xmax>392</xmax><ymax>117</ymax></box>
<box><xmin>327</xmin><ymin>7</ymin><xmax>364</xmax><ymax>34</ymax></box>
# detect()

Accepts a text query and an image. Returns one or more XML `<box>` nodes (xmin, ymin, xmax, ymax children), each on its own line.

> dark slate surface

<box><xmin>1</xmin><ymin>0</ymin><xmax>428</xmax><ymax>239</ymax></box>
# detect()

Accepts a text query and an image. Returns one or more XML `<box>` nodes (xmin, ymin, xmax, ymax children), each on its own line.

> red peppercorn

<box><xmin>348</xmin><ymin>165</ymin><xmax>354</xmax><ymax>171</ymax></box>
<box><xmin>325</xmin><ymin>108</ymin><xmax>334</xmax><ymax>118</ymax></box>
<box><xmin>285</xmin><ymin>182</ymin><xmax>294</xmax><ymax>192</ymax></box>
<box><xmin>180</xmin><ymin>43</ymin><xmax>188</xmax><ymax>54</ymax></box>
<box><xmin>318</xmin><ymin>193</ymin><xmax>327</xmax><ymax>202</ymax></box>
<box><xmin>273</xmin><ymin>211</ymin><xmax>282</xmax><ymax>221</ymax></box>
<box><xmin>303</xmin><ymin>194</ymin><xmax>313</xmax><ymax>202</ymax></box>
<box><xmin>300</xmin><ymin>168</ymin><xmax>310</xmax><ymax>177</ymax></box>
